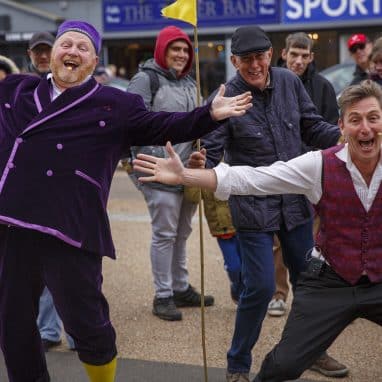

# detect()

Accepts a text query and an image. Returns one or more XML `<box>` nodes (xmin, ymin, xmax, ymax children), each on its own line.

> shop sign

<box><xmin>282</xmin><ymin>0</ymin><xmax>381</xmax><ymax>23</ymax></box>
<box><xmin>103</xmin><ymin>0</ymin><xmax>279</xmax><ymax>31</ymax></box>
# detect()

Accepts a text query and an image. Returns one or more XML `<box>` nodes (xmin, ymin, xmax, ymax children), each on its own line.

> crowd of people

<box><xmin>0</xmin><ymin>18</ymin><xmax>381</xmax><ymax>382</ymax></box>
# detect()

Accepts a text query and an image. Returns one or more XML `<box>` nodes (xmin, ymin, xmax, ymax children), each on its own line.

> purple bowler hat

<box><xmin>56</xmin><ymin>20</ymin><xmax>101</xmax><ymax>53</ymax></box>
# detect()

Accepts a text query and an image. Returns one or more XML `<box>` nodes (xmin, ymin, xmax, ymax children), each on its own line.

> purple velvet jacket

<box><xmin>0</xmin><ymin>74</ymin><xmax>219</xmax><ymax>258</ymax></box>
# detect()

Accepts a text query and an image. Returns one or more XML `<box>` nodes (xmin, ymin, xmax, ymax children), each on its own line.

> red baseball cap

<box><xmin>347</xmin><ymin>34</ymin><xmax>367</xmax><ymax>50</ymax></box>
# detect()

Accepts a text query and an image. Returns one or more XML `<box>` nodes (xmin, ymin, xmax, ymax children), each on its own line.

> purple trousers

<box><xmin>0</xmin><ymin>225</ymin><xmax>117</xmax><ymax>382</ymax></box>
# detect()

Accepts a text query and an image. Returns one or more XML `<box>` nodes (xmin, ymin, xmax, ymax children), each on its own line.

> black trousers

<box><xmin>255</xmin><ymin>262</ymin><xmax>382</xmax><ymax>382</ymax></box>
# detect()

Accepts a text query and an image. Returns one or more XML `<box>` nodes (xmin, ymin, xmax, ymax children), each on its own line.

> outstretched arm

<box><xmin>133</xmin><ymin>142</ymin><xmax>217</xmax><ymax>190</ymax></box>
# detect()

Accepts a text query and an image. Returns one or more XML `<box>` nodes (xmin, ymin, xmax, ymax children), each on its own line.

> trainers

<box><xmin>267</xmin><ymin>298</ymin><xmax>287</xmax><ymax>317</ymax></box>
<box><xmin>226</xmin><ymin>371</ymin><xmax>250</xmax><ymax>382</ymax></box>
<box><xmin>310</xmin><ymin>353</ymin><xmax>349</xmax><ymax>378</ymax></box>
<box><xmin>152</xmin><ymin>296</ymin><xmax>182</xmax><ymax>321</ymax></box>
<box><xmin>173</xmin><ymin>284</ymin><xmax>214</xmax><ymax>307</ymax></box>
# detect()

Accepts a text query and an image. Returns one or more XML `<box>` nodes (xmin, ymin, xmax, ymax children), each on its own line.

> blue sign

<box><xmin>282</xmin><ymin>0</ymin><xmax>382</xmax><ymax>23</ymax></box>
<box><xmin>103</xmin><ymin>0</ymin><xmax>279</xmax><ymax>32</ymax></box>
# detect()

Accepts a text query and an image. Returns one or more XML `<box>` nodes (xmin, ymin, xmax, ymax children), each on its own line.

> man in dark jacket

<box><xmin>268</xmin><ymin>32</ymin><xmax>339</xmax><ymax>320</ymax></box>
<box><xmin>281</xmin><ymin>32</ymin><xmax>338</xmax><ymax>124</ymax></box>
<box><xmin>0</xmin><ymin>20</ymin><xmax>252</xmax><ymax>382</ymax></box>
<box><xmin>200</xmin><ymin>26</ymin><xmax>346</xmax><ymax>382</ymax></box>
<box><xmin>27</xmin><ymin>31</ymin><xmax>55</xmax><ymax>76</ymax></box>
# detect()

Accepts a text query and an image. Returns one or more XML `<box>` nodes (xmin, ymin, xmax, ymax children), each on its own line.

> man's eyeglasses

<box><xmin>349</xmin><ymin>43</ymin><xmax>366</xmax><ymax>54</ymax></box>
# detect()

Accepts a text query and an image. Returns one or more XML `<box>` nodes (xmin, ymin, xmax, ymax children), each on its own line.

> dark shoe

<box><xmin>42</xmin><ymin>339</ymin><xmax>62</xmax><ymax>352</ymax></box>
<box><xmin>226</xmin><ymin>371</ymin><xmax>250</xmax><ymax>382</ymax></box>
<box><xmin>310</xmin><ymin>353</ymin><xmax>349</xmax><ymax>378</ymax></box>
<box><xmin>173</xmin><ymin>284</ymin><xmax>214</xmax><ymax>307</ymax></box>
<box><xmin>152</xmin><ymin>296</ymin><xmax>182</xmax><ymax>321</ymax></box>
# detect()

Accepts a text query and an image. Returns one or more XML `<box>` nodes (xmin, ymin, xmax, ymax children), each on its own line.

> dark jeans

<box><xmin>255</xmin><ymin>264</ymin><xmax>382</xmax><ymax>382</ymax></box>
<box><xmin>227</xmin><ymin>220</ymin><xmax>313</xmax><ymax>373</ymax></box>
<box><xmin>0</xmin><ymin>226</ymin><xmax>117</xmax><ymax>382</ymax></box>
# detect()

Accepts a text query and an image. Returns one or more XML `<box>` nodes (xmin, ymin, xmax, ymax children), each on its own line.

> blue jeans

<box><xmin>38</xmin><ymin>287</ymin><xmax>75</xmax><ymax>349</ymax></box>
<box><xmin>227</xmin><ymin>220</ymin><xmax>313</xmax><ymax>373</ymax></box>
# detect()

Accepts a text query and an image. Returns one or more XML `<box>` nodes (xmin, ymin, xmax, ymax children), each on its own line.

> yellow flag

<box><xmin>161</xmin><ymin>0</ymin><xmax>197</xmax><ymax>27</ymax></box>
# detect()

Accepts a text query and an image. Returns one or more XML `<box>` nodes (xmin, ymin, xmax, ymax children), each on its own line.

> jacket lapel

<box><xmin>24</xmin><ymin>77</ymin><xmax>100</xmax><ymax>134</ymax></box>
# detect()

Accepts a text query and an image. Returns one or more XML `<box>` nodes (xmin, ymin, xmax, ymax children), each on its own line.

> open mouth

<box><xmin>64</xmin><ymin>61</ymin><xmax>79</xmax><ymax>71</ymax></box>
<box><xmin>359</xmin><ymin>138</ymin><xmax>374</xmax><ymax>150</ymax></box>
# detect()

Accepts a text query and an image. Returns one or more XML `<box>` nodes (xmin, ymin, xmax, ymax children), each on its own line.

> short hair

<box><xmin>285</xmin><ymin>32</ymin><xmax>313</xmax><ymax>52</ymax></box>
<box><xmin>338</xmin><ymin>80</ymin><xmax>382</xmax><ymax>117</ymax></box>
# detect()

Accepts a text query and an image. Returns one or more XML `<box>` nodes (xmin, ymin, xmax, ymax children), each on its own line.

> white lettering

<box><xmin>123</xmin><ymin>5</ymin><xmax>153</xmax><ymax>22</ymax></box>
<box><xmin>350</xmin><ymin>0</ymin><xmax>367</xmax><ymax>15</ymax></box>
<box><xmin>106</xmin><ymin>6</ymin><xmax>120</xmax><ymax>15</ymax></box>
<box><xmin>373</xmin><ymin>0</ymin><xmax>380</xmax><ymax>13</ymax></box>
<box><xmin>304</xmin><ymin>0</ymin><xmax>321</xmax><ymax>18</ymax></box>
<box><xmin>286</xmin><ymin>0</ymin><xmax>303</xmax><ymax>19</ymax></box>
<box><xmin>199</xmin><ymin>1</ymin><xmax>217</xmax><ymax>17</ymax></box>
<box><xmin>106</xmin><ymin>15</ymin><xmax>121</xmax><ymax>24</ymax></box>
<box><xmin>246</xmin><ymin>0</ymin><xmax>256</xmax><ymax>14</ymax></box>
<box><xmin>222</xmin><ymin>0</ymin><xmax>257</xmax><ymax>16</ymax></box>
<box><xmin>259</xmin><ymin>6</ymin><xmax>275</xmax><ymax>14</ymax></box>
<box><xmin>321</xmin><ymin>0</ymin><xmax>346</xmax><ymax>17</ymax></box>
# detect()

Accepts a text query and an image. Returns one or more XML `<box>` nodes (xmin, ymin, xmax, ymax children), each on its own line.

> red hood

<box><xmin>154</xmin><ymin>26</ymin><xmax>193</xmax><ymax>77</ymax></box>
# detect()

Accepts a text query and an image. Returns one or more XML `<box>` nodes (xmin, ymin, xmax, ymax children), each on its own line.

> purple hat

<box><xmin>56</xmin><ymin>20</ymin><xmax>101</xmax><ymax>53</ymax></box>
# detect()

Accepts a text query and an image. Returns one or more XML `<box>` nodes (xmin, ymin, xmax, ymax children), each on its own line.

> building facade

<box><xmin>1</xmin><ymin>0</ymin><xmax>381</xmax><ymax>97</ymax></box>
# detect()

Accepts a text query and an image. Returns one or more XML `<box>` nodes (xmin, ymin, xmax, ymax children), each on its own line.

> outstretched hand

<box><xmin>210</xmin><ymin>84</ymin><xmax>252</xmax><ymax>121</ymax></box>
<box><xmin>133</xmin><ymin>141</ymin><xmax>184</xmax><ymax>185</ymax></box>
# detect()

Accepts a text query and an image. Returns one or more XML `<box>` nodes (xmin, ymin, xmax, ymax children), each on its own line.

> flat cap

<box><xmin>29</xmin><ymin>31</ymin><xmax>55</xmax><ymax>50</ymax></box>
<box><xmin>231</xmin><ymin>26</ymin><xmax>272</xmax><ymax>56</ymax></box>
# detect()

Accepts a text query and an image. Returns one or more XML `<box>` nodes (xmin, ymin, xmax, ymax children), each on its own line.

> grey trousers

<box><xmin>255</xmin><ymin>263</ymin><xmax>382</xmax><ymax>382</ymax></box>
<box><xmin>141</xmin><ymin>185</ymin><xmax>197</xmax><ymax>298</ymax></box>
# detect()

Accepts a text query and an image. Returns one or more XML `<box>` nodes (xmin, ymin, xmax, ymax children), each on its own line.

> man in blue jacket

<box><xmin>0</xmin><ymin>20</ymin><xmax>252</xmax><ymax>382</ymax></box>
<box><xmin>200</xmin><ymin>26</ymin><xmax>347</xmax><ymax>381</ymax></box>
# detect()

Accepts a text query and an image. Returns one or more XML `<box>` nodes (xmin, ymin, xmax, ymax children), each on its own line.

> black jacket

<box><xmin>350</xmin><ymin>65</ymin><xmax>368</xmax><ymax>85</ymax></box>
<box><xmin>300</xmin><ymin>63</ymin><xmax>338</xmax><ymax>124</ymax></box>
<box><xmin>203</xmin><ymin>67</ymin><xmax>340</xmax><ymax>232</ymax></box>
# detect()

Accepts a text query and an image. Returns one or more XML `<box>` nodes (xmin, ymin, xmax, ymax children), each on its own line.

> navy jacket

<box><xmin>203</xmin><ymin>67</ymin><xmax>340</xmax><ymax>232</ymax></box>
<box><xmin>0</xmin><ymin>74</ymin><xmax>219</xmax><ymax>257</ymax></box>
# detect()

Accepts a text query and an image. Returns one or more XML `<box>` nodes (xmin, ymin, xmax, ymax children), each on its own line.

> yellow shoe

<box><xmin>82</xmin><ymin>357</ymin><xmax>117</xmax><ymax>382</ymax></box>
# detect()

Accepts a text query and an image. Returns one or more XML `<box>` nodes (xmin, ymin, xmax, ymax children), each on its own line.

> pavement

<box><xmin>0</xmin><ymin>168</ymin><xmax>380</xmax><ymax>381</ymax></box>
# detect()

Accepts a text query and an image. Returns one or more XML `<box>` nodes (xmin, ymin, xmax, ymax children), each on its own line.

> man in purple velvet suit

<box><xmin>0</xmin><ymin>20</ymin><xmax>252</xmax><ymax>382</ymax></box>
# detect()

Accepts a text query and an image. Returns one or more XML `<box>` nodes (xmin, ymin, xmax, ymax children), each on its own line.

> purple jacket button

<box><xmin>46</xmin><ymin>170</ymin><xmax>53</xmax><ymax>176</ymax></box>
<box><xmin>56</xmin><ymin>143</ymin><xmax>63</xmax><ymax>150</ymax></box>
<box><xmin>4</xmin><ymin>103</ymin><xmax>11</xmax><ymax>109</ymax></box>
<box><xmin>99</xmin><ymin>120</ymin><xmax>106</xmax><ymax>127</ymax></box>
<box><xmin>8</xmin><ymin>162</ymin><xmax>14</xmax><ymax>169</ymax></box>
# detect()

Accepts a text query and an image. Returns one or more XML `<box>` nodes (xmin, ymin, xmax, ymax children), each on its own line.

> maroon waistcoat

<box><xmin>315</xmin><ymin>145</ymin><xmax>382</xmax><ymax>285</ymax></box>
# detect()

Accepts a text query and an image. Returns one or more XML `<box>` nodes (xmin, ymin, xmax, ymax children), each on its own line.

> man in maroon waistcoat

<box><xmin>133</xmin><ymin>79</ymin><xmax>382</xmax><ymax>381</ymax></box>
<box><xmin>0</xmin><ymin>20</ymin><xmax>252</xmax><ymax>382</ymax></box>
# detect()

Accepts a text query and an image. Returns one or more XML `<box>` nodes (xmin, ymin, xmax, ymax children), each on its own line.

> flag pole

<box><xmin>161</xmin><ymin>2</ymin><xmax>208</xmax><ymax>380</ymax></box>
<box><xmin>193</xmin><ymin>20</ymin><xmax>209</xmax><ymax>382</ymax></box>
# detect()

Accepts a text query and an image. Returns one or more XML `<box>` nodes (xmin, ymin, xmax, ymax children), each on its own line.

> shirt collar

<box><xmin>47</xmin><ymin>73</ymin><xmax>92</xmax><ymax>100</ymax></box>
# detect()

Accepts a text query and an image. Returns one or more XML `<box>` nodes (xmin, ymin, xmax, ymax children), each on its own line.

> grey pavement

<box><xmin>0</xmin><ymin>168</ymin><xmax>380</xmax><ymax>381</ymax></box>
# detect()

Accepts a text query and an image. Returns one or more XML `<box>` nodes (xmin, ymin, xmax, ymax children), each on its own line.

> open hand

<box><xmin>133</xmin><ymin>141</ymin><xmax>184</xmax><ymax>185</ymax></box>
<box><xmin>210</xmin><ymin>84</ymin><xmax>252</xmax><ymax>121</ymax></box>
